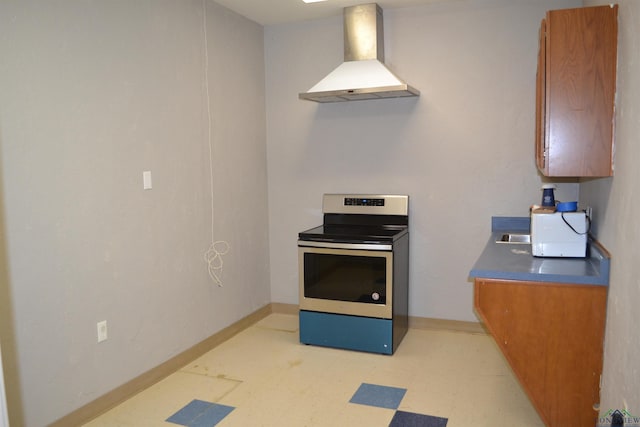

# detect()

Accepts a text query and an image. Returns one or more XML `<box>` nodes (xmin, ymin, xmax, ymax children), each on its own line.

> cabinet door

<box><xmin>474</xmin><ymin>280</ymin><xmax>549</xmax><ymax>422</ymax></box>
<box><xmin>538</xmin><ymin>5</ymin><xmax>617</xmax><ymax>177</ymax></box>
<box><xmin>474</xmin><ymin>279</ymin><xmax>607</xmax><ymax>427</ymax></box>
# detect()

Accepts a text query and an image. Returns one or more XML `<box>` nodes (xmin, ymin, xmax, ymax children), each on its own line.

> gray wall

<box><xmin>0</xmin><ymin>1</ymin><xmax>270</xmax><ymax>425</ymax></box>
<box><xmin>265</xmin><ymin>0</ymin><xmax>580</xmax><ymax>322</ymax></box>
<box><xmin>3</xmin><ymin>0</ymin><xmax>636</xmax><ymax>425</ymax></box>
<box><xmin>581</xmin><ymin>0</ymin><xmax>640</xmax><ymax>417</ymax></box>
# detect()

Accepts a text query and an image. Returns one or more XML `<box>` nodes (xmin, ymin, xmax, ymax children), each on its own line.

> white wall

<box><xmin>0</xmin><ymin>1</ymin><xmax>269</xmax><ymax>425</ymax></box>
<box><xmin>265</xmin><ymin>0</ymin><xmax>580</xmax><ymax>322</ymax></box>
<box><xmin>580</xmin><ymin>0</ymin><xmax>640</xmax><ymax>417</ymax></box>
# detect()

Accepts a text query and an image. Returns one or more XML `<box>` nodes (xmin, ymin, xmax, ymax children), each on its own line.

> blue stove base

<box><xmin>299</xmin><ymin>310</ymin><xmax>394</xmax><ymax>355</ymax></box>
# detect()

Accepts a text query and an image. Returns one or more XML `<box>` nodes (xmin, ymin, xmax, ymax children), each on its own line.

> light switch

<box><xmin>143</xmin><ymin>171</ymin><xmax>152</xmax><ymax>190</ymax></box>
<box><xmin>97</xmin><ymin>320</ymin><xmax>108</xmax><ymax>343</ymax></box>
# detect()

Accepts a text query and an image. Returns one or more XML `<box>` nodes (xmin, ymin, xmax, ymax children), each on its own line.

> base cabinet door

<box><xmin>474</xmin><ymin>279</ymin><xmax>607</xmax><ymax>427</ymax></box>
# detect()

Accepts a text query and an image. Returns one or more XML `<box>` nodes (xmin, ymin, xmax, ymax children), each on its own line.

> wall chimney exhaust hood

<box><xmin>299</xmin><ymin>3</ymin><xmax>420</xmax><ymax>103</ymax></box>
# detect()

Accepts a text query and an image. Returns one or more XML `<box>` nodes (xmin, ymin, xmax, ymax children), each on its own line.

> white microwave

<box><xmin>531</xmin><ymin>212</ymin><xmax>588</xmax><ymax>257</ymax></box>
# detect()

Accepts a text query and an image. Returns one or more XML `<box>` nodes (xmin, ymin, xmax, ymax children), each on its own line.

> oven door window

<box><xmin>303</xmin><ymin>250</ymin><xmax>389</xmax><ymax>304</ymax></box>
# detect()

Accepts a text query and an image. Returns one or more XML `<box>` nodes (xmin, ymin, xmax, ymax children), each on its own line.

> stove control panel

<box><xmin>344</xmin><ymin>197</ymin><xmax>385</xmax><ymax>207</ymax></box>
<box><xmin>323</xmin><ymin>194</ymin><xmax>408</xmax><ymax>216</ymax></box>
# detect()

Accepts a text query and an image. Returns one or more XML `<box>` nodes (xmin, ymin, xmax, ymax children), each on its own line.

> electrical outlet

<box><xmin>586</xmin><ymin>206</ymin><xmax>593</xmax><ymax>220</ymax></box>
<box><xmin>97</xmin><ymin>320</ymin><xmax>108</xmax><ymax>343</ymax></box>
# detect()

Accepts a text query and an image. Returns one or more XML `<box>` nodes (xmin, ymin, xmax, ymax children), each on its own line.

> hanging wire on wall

<box><xmin>201</xmin><ymin>0</ymin><xmax>230</xmax><ymax>286</ymax></box>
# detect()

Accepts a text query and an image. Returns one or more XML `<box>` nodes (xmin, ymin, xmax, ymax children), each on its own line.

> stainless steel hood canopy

<box><xmin>299</xmin><ymin>3</ymin><xmax>420</xmax><ymax>103</ymax></box>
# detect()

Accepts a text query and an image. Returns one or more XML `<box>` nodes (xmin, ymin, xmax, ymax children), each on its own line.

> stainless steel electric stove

<box><xmin>297</xmin><ymin>194</ymin><xmax>409</xmax><ymax>355</ymax></box>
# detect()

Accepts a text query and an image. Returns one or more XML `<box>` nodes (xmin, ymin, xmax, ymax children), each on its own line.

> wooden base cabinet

<box><xmin>535</xmin><ymin>5</ymin><xmax>618</xmax><ymax>177</ymax></box>
<box><xmin>474</xmin><ymin>279</ymin><xmax>607</xmax><ymax>427</ymax></box>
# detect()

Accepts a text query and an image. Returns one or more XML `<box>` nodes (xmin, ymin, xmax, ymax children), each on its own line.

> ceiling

<box><xmin>214</xmin><ymin>0</ymin><xmax>447</xmax><ymax>26</ymax></box>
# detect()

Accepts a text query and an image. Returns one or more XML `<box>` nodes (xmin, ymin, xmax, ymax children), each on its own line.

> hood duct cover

<box><xmin>299</xmin><ymin>3</ymin><xmax>419</xmax><ymax>103</ymax></box>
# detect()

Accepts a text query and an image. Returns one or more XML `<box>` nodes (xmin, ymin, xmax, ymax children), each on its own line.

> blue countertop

<box><xmin>469</xmin><ymin>217</ymin><xmax>610</xmax><ymax>286</ymax></box>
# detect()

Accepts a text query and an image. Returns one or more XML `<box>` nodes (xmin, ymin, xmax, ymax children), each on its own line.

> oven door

<box><xmin>298</xmin><ymin>243</ymin><xmax>393</xmax><ymax>319</ymax></box>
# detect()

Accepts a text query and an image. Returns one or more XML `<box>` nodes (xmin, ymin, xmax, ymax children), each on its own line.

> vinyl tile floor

<box><xmin>84</xmin><ymin>313</ymin><xmax>544</xmax><ymax>427</ymax></box>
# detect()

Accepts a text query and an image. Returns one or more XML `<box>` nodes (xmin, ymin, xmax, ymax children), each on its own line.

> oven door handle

<box><xmin>297</xmin><ymin>240</ymin><xmax>392</xmax><ymax>251</ymax></box>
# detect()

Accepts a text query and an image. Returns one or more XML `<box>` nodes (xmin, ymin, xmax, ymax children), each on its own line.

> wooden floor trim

<box><xmin>52</xmin><ymin>303</ymin><xmax>485</xmax><ymax>426</ymax></box>
<box><xmin>408</xmin><ymin>316</ymin><xmax>487</xmax><ymax>335</ymax></box>
<box><xmin>269</xmin><ymin>302</ymin><xmax>299</xmax><ymax>315</ymax></box>
<box><xmin>271</xmin><ymin>304</ymin><xmax>486</xmax><ymax>335</ymax></box>
<box><xmin>50</xmin><ymin>304</ymin><xmax>273</xmax><ymax>427</ymax></box>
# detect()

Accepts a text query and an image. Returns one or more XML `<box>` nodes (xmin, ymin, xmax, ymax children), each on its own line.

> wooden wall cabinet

<box><xmin>535</xmin><ymin>5</ymin><xmax>618</xmax><ymax>177</ymax></box>
<box><xmin>474</xmin><ymin>279</ymin><xmax>607</xmax><ymax>427</ymax></box>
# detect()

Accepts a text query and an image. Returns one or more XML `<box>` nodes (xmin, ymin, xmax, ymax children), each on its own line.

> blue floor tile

<box><xmin>167</xmin><ymin>400</ymin><xmax>212</xmax><ymax>425</ymax></box>
<box><xmin>189</xmin><ymin>403</ymin><xmax>235</xmax><ymax>427</ymax></box>
<box><xmin>167</xmin><ymin>399</ymin><xmax>235</xmax><ymax>427</ymax></box>
<box><xmin>389</xmin><ymin>410</ymin><xmax>448</xmax><ymax>427</ymax></box>
<box><xmin>349</xmin><ymin>383</ymin><xmax>407</xmax><ymax>410</ymax></box>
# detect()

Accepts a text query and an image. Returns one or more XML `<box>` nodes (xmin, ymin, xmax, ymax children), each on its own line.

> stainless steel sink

<box><xmin>496</xmin><ymin>233</ymin><xmax>531</xmax><ymax>244</ymax></box>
